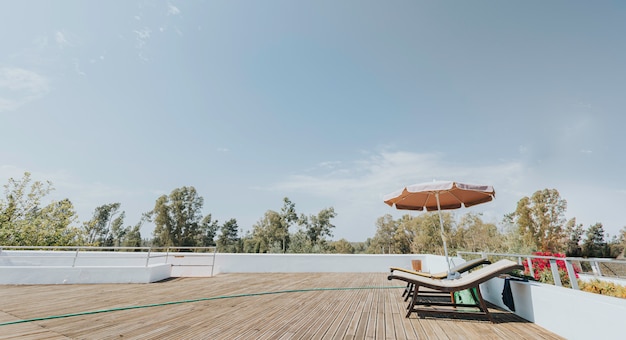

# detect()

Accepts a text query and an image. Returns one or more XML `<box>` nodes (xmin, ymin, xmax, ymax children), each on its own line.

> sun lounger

<box><xmin>390</xmin><ymin>257</ymin><xmax>491</xmax><ymax>301</ymax></box>
<box><xmin>388</xmin><ymin>259</ymin><xmax>523</xmax><ymax>322</ymax></box>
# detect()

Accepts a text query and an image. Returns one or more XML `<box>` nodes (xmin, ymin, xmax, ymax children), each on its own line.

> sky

<box><xmin>1</xmin><ymin>1</ymin><xmax>626</xmax><ymax>242</ymax></box>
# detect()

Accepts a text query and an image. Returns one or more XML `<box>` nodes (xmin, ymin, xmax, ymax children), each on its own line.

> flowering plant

<box><xmin>523</xmin><ymin>252</ymin><xmax>579</xmax><ymax>286</ymax></box>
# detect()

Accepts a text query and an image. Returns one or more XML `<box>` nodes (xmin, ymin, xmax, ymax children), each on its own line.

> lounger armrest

<box><xmin>389</xmin><ymin>267</ymin><xmax>434</xmax><ymax>278</ymax></box>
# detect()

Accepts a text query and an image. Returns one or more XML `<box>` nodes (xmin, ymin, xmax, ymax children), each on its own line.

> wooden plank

<box><xmin>0</xmin><ymin>273</ymin><xmax>565</xmax><ymax>339</ymax></box>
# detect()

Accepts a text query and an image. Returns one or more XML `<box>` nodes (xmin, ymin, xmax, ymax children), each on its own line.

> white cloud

<box><xmin>134</xmin><ymin>28</ymin><xmax>152</xmax><ymax>48</ymax></box>
<box><xmin>261</xmin><ymin>150</ymin><xmax>528</xmax><ymax>239</ymax></box>
<box><xmin>168</xmin><ymin>4</ymin><xmax>181</xmax><ymax>16</ymax></box>
<box><xmin>261</xmin><ymin>149</ymin><xmax>623</xmax><ymax>240</ymax></box>
<box><xmin>73</xmin><ymin>59</ymin><xmax>86</xmax><ymax>76</ymax></box>
<box><xmin>55</xmin><ymin>31</ymin><xmax>70</xmax><ymax>48</ymax></box>
<box><xmin>0</xmin><ymin>67</ymin><xmax>49</xmax><ymax>112</ymax></box>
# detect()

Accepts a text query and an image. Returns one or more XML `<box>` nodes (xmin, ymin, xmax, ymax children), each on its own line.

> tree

<box><xmin>217</xmin><ymin>218</ymin><xmax>240</xmax><ymax>252</ymax></box>
<box><xmin>0</xmin><ymin>172</ymin><xmax>53</xmax><ymax>224</ymax></box>
<box><xmin>149</xmin><ymin>186</ymin><xmax>205</xmax><ymax>247</ymax></box>
<box><xmin>331</xmin><ymin>238</ymin><xmax>355</xmax><ymax>254</ymax></box>
<box><xmin>505</xmin><ymin>189</ymin><xmax>567</xmax><ymax>252</ymax></box>
<box><xmin>408</xmin><ymin>212</ymin><xmax>454</xmax><ymax>255</ymax></box>
<box><xmin>564</xmin><ymin>218</ymin><xmax>584</xmax><ymax>257</ymax></box>
<box><xmin>285</xmin><ymin>229</ymin><xmax>313</xmax><ymax>253</ymax></box>
<box><xmin>582</xmin><ymin>223</ymin><xmax>606</xmax><ymax>258</ymax></box>
<box><xmin>606</xmin><ymin>234</ymin><xmax>624</xmax><ymax>259</ymax></box>
<box><xmin>21</xmin><ymin>198</ymin><xmax>81</xmax><ymax>246</ymax></box>
<box><xmin>199</xmin><ymin>214</ymin><xmax>219</xmax><ymax>247</ymax></box>
<box><xmin>0</xmin><ymin>172</ymin><xmax>79</xmax><ymax>246</ymax></box>
<box><xmin>367</xmin><ymin>214</ymin><xmax>399</xmax><ymax>254</ymax></box>
<box><xmin>248</xmin><ymin>210</ymin><xmax>285</xmax><ymax>253</ymax></box>
<box><xmin>300</xmin><ymin>207</ymin><xmax>337</xmax><ymax>248</ymax></box>
<box><xmin>83</xmin><ymin>203</ymin><xmax>123</xmax><ymax>246</ymax></box>
<box><xmin>238</xmin><ymin>198</ymin><xmax>298</xmax><ymax>253</ymax></box>
<box><xmin>120</xmin><ymin>222</ymin><xmax>143</xmax><ymax>248</ymax></box>
<box><xmin>278</xmin><ymin>197</ymin><xmax>297</xmax><ymax>252</ymax></box>
<box><xmin>454</xmin><ymin>213</ymin><xmax>505</xmax><ymax>253</ymax></box>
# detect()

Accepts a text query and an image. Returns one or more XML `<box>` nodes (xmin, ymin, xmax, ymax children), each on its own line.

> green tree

<box><xmin>505</xmin><ymin>188</ymin><xmax>567</xmax><ymax>252</ymax></box>
<box><xmin>582</xmin><ymin>223</ymin><xmax>606</xmax><ymax>258</ymax></box>
<box><xmin>278</xmin><ymin>197</ymin><xmax>297</xmax><ymax>252</ymax></box>
<box><xmin>0</xmin><ymin>172</ymin><xmax>79</xmax><ymax>246</ymax></box>
<box><xmin>606</xmin><ymin>234</ymin><xmax>624</xmax><ymax>258</ymax></box>
<box><xmin>394</xmin><ymin>215</ymin><xmax>417</xmax><ymax>254</ymax></box>
<box><xmin>0</xmin><ymin>172</ymin><xmax>53</xmax><ymax>224</ymax></box>
<box><xmin>367</xmin><ymin>214</ymin><xmax>399</xmax><ymax>254</ymax></box>
<box><xmin>217</xmin><ymin>218</ymin><xmax>240</xmax><ymax>252</ymax></box>
<box><xmin>243</xmin><ymin>198</ymin><xmax>298</xmax><ymax>253</ymax></box>
<box><xmin>564</xmin><ymin>218</ymin><xmax>584</xmax><ymax>257</ymax></box>
<box><xmin>454</xmin><ymin>213</ymin><xmax>505</xmax><ymax>253</ymax></box>
<box><xmin>286</xmin><ymin>229</ymin><xmax>314</xmax><ymax>253</ymax></box>
<box><xmin>120</xmin><ymin>222</ymin><xmax>143</xmax><ymax>248</ymax></box>
<box><xmin>249</xmin><ymin>210</ymin><xmax>282</xmax><ymax>253</ymax></box>
<box><xmin>330</xmin><ymin>238</ymin><xmax>355</xmax><ymax>254</ymax></box>
<box><xmin>149</xmin><ymin>186</ymin><xmax>205</xmax><ymax>247</ymax></box>
<box><xmin>30</xmin><ymin>198</ymin><xmax>81</xmax><ymax>246</ymax></box>
<box><xmin>299</xmin><ymin>207</ymin><xmax>337</xmax><ymax>248</ymax></box>
<box><xmin>83</xmin><ymin>203</ymin><xmax>123</xmax><ymax>246</ymax></box>
<box><xmin>405</xmin><ymin>212</ymin><xmax>454</xmax><ymax>255</ymax></box>
<box><xmin>199</xmin><ymin>214</ymin><xmax>219</xmax><ymax>247</ymax></box>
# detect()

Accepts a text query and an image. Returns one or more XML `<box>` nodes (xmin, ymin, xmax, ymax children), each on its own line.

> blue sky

<box><xmin>1</xmin><ymin>1</ymin><xmax>625</xmax><ymax>241</ymax></box>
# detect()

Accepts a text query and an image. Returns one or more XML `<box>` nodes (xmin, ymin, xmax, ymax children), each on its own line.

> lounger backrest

<box><xmin>389</xmin><ymin>259</ymin><xmax>523</xmax><ymax>292</ymax></box>
<box><xmin>390</xmin><ymin>257</ymin><xmax>490</xmax><ymax>279</ymax></box>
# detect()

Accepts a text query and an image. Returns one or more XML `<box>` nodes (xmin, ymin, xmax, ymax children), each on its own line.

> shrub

<box><xmin>579</xmin><ymin>279</ymin><xmax>626</xmax><ymax>299</ymax></box>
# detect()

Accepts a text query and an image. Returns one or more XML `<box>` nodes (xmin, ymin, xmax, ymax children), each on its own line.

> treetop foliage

<box><xmin>1</xmin><ymin>172</ymin><xmax>624</xmax><ymax>257</ymax></box>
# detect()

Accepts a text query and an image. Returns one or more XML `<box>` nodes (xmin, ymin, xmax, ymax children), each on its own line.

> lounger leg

<box><xmin>475</xmin><ymin>287</ymin><xmax>494</xmax><ymax>323</ymax></box>
<box><xmin>406</xmin><ymin>285</ymin><xmax>419</xmax><ymax>318</ymax></box>
<box><xmin>402</xmin><ymin>282</ymin><xmax>412</xmax><ymax>298</ymax></box>
<box><xmin>404</xmin><ymin>283</ymin><xmax>414</xmax><ymax>302</ymax></box>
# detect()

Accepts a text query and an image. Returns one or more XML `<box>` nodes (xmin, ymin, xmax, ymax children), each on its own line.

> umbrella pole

<box><xmin>435</xmin><ymin>193</ymin><xmax>451</xmax><ymax>274</ymax></box>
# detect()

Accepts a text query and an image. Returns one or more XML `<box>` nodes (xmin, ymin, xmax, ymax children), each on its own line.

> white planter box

<box><xmin>480</xmin><ymin>277</ymin><xmax>626</xmax><ymax>339</ymax></box>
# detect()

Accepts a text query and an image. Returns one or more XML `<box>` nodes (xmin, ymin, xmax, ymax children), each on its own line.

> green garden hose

<box><xmin>0</xmin><ymin>285</ymin><xmax>404</xmax><ymax>327</ymax></box>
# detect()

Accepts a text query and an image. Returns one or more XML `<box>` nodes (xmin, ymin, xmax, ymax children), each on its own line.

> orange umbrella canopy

<box><xmin>383</xmin><ymin>181</ymin><xmax>495</xmax><ymax>274</ymax></box>
<box><xmin>383</xmin><ymin>181</ymin><xmax>495</xmax><ymax>211</ymax></box>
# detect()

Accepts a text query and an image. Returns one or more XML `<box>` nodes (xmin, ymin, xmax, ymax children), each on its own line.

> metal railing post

<box><xmin>549</xmin><ymin>259</ymin><xmax>562</xmax><ymax>287</ymax></box>
<box><xmin>565</xmin><ymin>260</ymin><xmax>579</xmax><ymax>290</ymax></box>
<box><xmin>145</xmin><ymin>248</ymin><xmax>152</xmax><ymax>267</ymax></box>
<box><xmin>592</xmin><ymin>261</ymin><xmax>603</xmax><ymax>277</ymax></box>
<box><xmin>72</xmin><ymin>248</ymin><xmax>80</xmax><ymax>267</ymax></box>
<box><xmin>210</xmin><ymin>246</ymin><xmax>217</xmax><ymax>277</ymax></box>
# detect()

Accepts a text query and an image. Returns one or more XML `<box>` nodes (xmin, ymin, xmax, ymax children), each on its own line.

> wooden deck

<box><xmin>0</xmin><ymin>273</ymin><xmax>563</xmax><ymax>339</ymax></box>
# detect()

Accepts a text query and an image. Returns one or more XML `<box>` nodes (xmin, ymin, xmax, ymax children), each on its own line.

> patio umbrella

<box><xmin>383</xmin><ymin>181</ymin><xmax>495</xmax><ymax>274</ymax></box>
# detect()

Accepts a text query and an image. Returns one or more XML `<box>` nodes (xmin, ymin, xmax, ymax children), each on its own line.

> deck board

<box><xmin>0</xmin><ymin>273</ymin><xmax>563</xmax><ymax>339</ymax></box>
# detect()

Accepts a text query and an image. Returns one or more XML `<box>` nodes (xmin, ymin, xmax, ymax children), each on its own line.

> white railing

<box><xmin>458</xmin><ymin>251</ymin><xmax>626</xmax><ymax>290</ymax></box>
<box><xmin>0</xmin><ymin>246</ymin><xmax>217</xmax><ymax>275</ymax></box>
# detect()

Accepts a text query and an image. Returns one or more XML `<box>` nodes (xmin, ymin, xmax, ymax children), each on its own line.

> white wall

<box><xmin>0</xmin><ymin>250</ymin><xmax>170</xmax><ymax>284</ymax></box>
<box><xmin>0</xmin><ymin>250</ymin><xmax>465</xmax><ymax>283</ymax></box>
<box><xmin>481</xmin><ymin>277</ymin><xmax>626</xmax><ymax>340</ymax></box>
<box><xmin>211</xmin><ymin>253</ymin><xmax>463</xmax><ymax>274</ymax></box>
<box><xmin>0</xmin><ymin>265</ymin><xmax>171</xmax><ymax>284</ymax></box>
